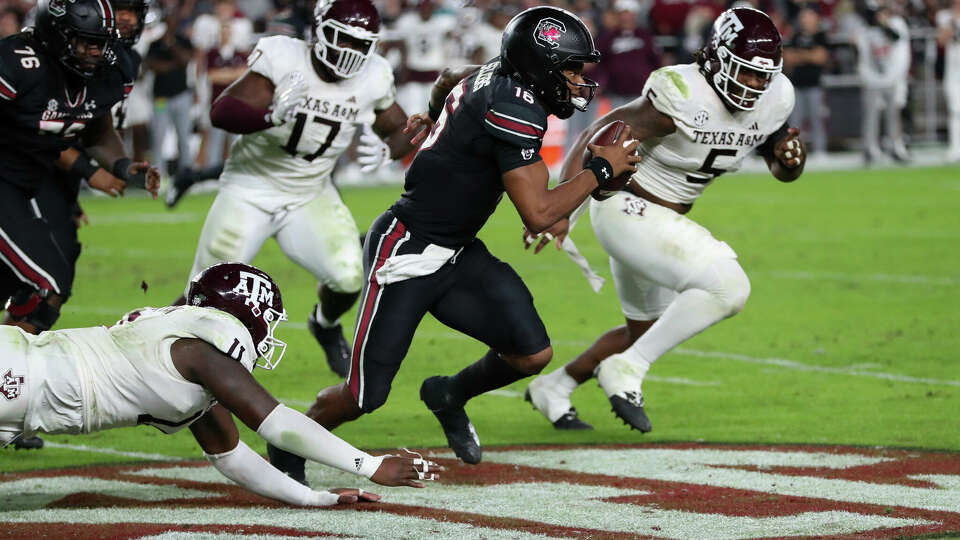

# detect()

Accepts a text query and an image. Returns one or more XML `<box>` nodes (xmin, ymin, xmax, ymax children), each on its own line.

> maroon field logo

<box><xmin>1</xmin><ymin>443</ymin><xmax>958</xmax><ymax>538</ymax></box>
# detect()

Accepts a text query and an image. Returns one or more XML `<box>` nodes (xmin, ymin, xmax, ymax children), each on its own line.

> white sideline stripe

<box><xmin>44</xmin><ymin>442</ymin><xmax>183</xmax><ymax>462</ymax></box>
<box><xmin>675</xmin><ymin>348</ymin><xmax>960</xmax><ymax>387</ymax></box>
<box><xmin>763</xmin><ymin>270</ymin><xmax>957</xmax><ymax>286</ymax></box>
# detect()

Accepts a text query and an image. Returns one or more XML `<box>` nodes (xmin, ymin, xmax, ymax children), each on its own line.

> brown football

<box><xmin>582</xmin><ymin>120</ymin><xmax>635</xmax><ymax>201</ymax></box>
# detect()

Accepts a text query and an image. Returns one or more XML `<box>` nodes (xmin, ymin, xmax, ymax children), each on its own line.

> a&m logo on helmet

<box><xmin>712</xmin><ymin>11</ymin><xmax>744</xmax><ymax>49</ymax></box>
<box><xmin>534</xmin><ymin>17</ymin><xmax>566</xmax><ymax>49</ymax></box>
<box><xmin>231</xmin><ymin>271</ymin><xmax>275</xmax><ymax>316</ymax></box>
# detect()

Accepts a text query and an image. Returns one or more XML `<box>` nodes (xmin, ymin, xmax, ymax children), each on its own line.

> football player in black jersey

<box><xmin>1</xmin><ymin>0</ymin><xmax>159</xmax><ymax>450</ymax></box>
<box><xmin>37</xmin><ymin>0</ymin><xmax>150</xmax><ymax>285</ymax></box>
<box><xmin>0</xmin><ymin>1</ymin><xmax>159</xmax><ymax>340</ymax></box>
<box><xmin>267</xmin><ymin>6</ymin><xmax>639</xmax><ymax>480</ymax></box>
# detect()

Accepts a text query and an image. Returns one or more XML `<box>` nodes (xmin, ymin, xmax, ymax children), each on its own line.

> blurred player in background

<box><xmin>0</xmin><ymin>262</ymin><xmax>440</xmax><ymax>504</ymax></box>
<box><xmin>856</xmin><ymin>0</ymin><xmax>910</xmax><ymax>163</ymax></box>
<box><xmin>179</xmin><ymin>0</ymin><xmax>420</xmax><ymax>383</ymax></box>
<box><xmin>937</xmin><ymin>0</ymin><xmax>960</xmax><ymax>162</ymax></box>
<box><xmin>267</xmin><ymin>7</ymin><xmax>639</xmax><ymax>480</ymax></box>
<box><xmin>525</xmin><ymin>8</ymin><xmax>805</xmax><ymax>433</ymax></box>
<box><xmin>384</xmin><ymin>0</ymin><xmax>456</xmax><ymax>123</ymax></box>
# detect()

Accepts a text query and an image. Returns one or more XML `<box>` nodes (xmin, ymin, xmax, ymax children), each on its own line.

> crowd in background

<box><xmin>1</xmin><ymin>0</ymin><xmax>958</xmax><ymax>177</ymax></box>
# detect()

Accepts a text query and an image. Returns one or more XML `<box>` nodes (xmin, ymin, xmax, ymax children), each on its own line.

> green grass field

<box><xmin>4</xmin><ymin>164</ymin><xmax>958</xmax><ymax>473</ymax></box>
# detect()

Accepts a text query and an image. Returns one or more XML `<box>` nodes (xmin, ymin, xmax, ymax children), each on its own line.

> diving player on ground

<box><xmin>0</xmin><ymin>262</ymin><xmax>440</xmax><ymax>505</ymax></box>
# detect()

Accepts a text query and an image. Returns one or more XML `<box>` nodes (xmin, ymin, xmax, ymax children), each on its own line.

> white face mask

<box><xmin>255</xmin><ymin>307</ymin><xmax>288</xmax><ymax>370</ymax></box>
<box><xmin>713</xmin><ymin>46</ymin><xmax>781</xmax><ymax>111</ymax></box>
<box><xmin>313</xmin><ymin>19</ymin><xmax>379</xmax><ymax>79</ymax></box>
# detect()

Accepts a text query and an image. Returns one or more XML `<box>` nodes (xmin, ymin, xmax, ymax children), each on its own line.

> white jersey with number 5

<box><xmin>632</xmin><ymin>63</ymin><xmax>794</xmax><ymax>205</ymax></box>
<box><xmin>9</xmin><ymin>306</ymin><xmax>256</xmax><ymax>440</ymax></box>
<box><xmin>223</xmin><ymin>35</ymin><xmax>396</xmax><ymax>195</ymax></box>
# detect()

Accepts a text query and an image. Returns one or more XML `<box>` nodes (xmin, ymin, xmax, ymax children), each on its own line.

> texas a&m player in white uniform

<box><xmin>184</xmin><ymin>0</ymin><xmax>420</xmax><ymax>378</ymax></box>
<box><xmin>0</xmin><ymin>263</ymin><xmax>439</xmax><ymax>504</ymax></box>
<box><xmin>525</xmin><ymin>8</ymin><xmax>806</xmax><ymax>432</ymax></box>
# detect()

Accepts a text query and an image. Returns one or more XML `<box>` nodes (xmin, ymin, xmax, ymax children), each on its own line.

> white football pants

<box><xmin>590</xmin><ymin>192</ymin><xmax>751</xmax><ymax>365</ymax></box>
<box><xmin>186</xmin><ymin>179</ymin><xmax>363</xmax><ymax>296</ymax></box>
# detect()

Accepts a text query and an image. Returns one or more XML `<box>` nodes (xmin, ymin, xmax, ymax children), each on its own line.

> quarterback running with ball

<box><xmin>525</xmin><ymin>7</ymin><xmax>806</xmax><ymax>432</ymax></box>
<box><xmin>181</xmin><ymin>0</ymin><xmax>420</xmax><ymax>379</ymax></box>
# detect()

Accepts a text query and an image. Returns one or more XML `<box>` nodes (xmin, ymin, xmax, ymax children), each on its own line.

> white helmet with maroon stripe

<box><xmin>35</xmin><ymin>0</ymin><xmax>119</xmax><ymax>78</ymax></box>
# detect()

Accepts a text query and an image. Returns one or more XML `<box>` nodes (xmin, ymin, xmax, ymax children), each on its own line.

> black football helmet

<box><xmin>499</xmin><ymin>6</ymin><xmax>600</xmax><ymax>119</ymax></box>
<box><xmin>111</xmin><ymin>0</ymin><xmax>149</xmax><ymax>46</ymax></box>
<box><xmin>697</xmin><ymin>7</ymin><xmax>783</xmax><ymax>111</ymax></box>
<box><xmin>187</xmin><ymin>262</ymin><xmax>288</xmax><ymax>370</ymax></box>
<box><xmin>34</xmin><ymin>0</ymin><xmax>119</xmax><ymax>78</ymax></box>
<box><xmin>313</xmin><ymin>0</ymin><xmax>381</xmax><ymax>79</ymax></box>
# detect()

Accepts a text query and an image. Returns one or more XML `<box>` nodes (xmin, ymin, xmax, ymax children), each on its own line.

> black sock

<box><xmin>446</xmin><ymin>349</ymin><xmax>528</xmax><ymax>405</ymax></box>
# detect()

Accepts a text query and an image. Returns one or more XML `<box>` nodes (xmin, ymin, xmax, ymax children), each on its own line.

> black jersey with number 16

<box><xmin>391</xmin><ymin>60</ymin><xmax>549</xmax><ymax>247</ymax></box>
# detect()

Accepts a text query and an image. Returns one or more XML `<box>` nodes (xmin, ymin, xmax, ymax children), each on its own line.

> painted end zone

<box><xmin>1</xmin><ymin>443</ymin><xmax>959</xmax><ymax>539</ymax></box>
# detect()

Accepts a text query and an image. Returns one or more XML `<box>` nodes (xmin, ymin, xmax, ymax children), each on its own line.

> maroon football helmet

<box><xmin>187</xmin><ymin>263</ymin><xmax>288</xmax><ymax>370</ymax></box>
<box><xmin>699</xmin><ymin>7</ymin><xmax>783</xmax><ymax>111</ymax></box>
<box><xmin>313</xmin><ymin>0</ymin><xmax>381</xmax><ymax>78</ymax></box>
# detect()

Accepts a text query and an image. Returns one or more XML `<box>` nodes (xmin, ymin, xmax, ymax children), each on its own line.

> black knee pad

<box><xmin>5</xmin><ymin>288</ymin><xmax>61</xmax><ymax>331</ymax></box>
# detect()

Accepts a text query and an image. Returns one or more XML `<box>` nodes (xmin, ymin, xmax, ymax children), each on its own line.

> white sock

<box><xmin>314</xmin><ymin>304</ymin><xmax>338</xmax><ymax>329</ymax></box>
<box><xmin>546</xmin><ymin>367</ymin><xmax>579</xmax><ymax>399</ymax></box>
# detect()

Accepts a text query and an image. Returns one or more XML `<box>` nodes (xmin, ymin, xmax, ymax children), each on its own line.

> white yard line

<box><xmin>43</xmin><ymin>442</ymin><xmax>183</xmax><ymax>462</ymax></box>
<box><xmin>761</xmin><ymin>270</ymin><xmax>957</xmax><ymax>286</ymax></box>
<box><xmin>674</xmin><ymin>348</ymin><xmax>960</xmax><ymax>387</ymax></box>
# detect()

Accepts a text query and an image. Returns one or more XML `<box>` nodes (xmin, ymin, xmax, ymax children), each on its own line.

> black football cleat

<box><xmin>609</xmin><ymin>391</ymin><xmax>652</xmax><ymax>433</ymax></box>
<box><xmin>267</xmin><ymin>443</ymin><xmax>308</xmax><ymax>486</ymax></box>
<box><xmin>308</xmin><ymin>308</ymin><xmax>351</xmax><ymax>378</ymax></box>
<box><xmin>420</xmin><ymin>376</ymin><xmax>482</xmax><ymax>464</ymax></box>
<box><xmin>523</xmin><ymin>389</ymin><xmax>593</xmax><ymax>430</ymax></box>
<box><xmin>552</xmin><ymin>407</ymin><xmax>594</xmax><ymax>431</ymax></box>
<box><xmin>12</xmin><ymin>435</ymin><xmax>44</xmax><ymax>450</ymax></box>
<box><xmin>164</xmin><ymin>168</ymin><xmax>197</xmax><ymax>209</ymax></box>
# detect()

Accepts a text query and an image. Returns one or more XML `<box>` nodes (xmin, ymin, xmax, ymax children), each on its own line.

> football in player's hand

<box><xmin>582</xmin><ymin>120</ymin><xmax>637</xmax><ymax>201</ymax></box>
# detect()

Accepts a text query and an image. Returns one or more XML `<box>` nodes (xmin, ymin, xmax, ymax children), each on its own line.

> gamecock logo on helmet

<box><xmin>534</xmin><ymin>18</ymin><xmax>566</xmax><ymax>49</ymax></box>
<box><xmin>713</xmin><ymin>12</ymin><xmax>744</xmax><ymax>48</ymax></box>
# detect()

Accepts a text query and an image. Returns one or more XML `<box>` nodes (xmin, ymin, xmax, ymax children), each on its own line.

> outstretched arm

<box><xmin>72</xmin><ymin>113</ymin><xmax>160</xmax><ymax>197</ymax></box>
<box><xmin>175</xmin><ymin>339</ymin><xmax>438</xmax><ymax>499</ymax></box>
<box><xmin>190</xmin><ymin>404</ymin><xmax>369</xmax><ymax>506</ymax></box>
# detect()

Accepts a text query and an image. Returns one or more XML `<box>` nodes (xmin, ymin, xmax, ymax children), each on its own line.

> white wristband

<box><xmin>257</xmin><ymin>404</ymin><xmax>382</xmax><ymax>478</ymax></box>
